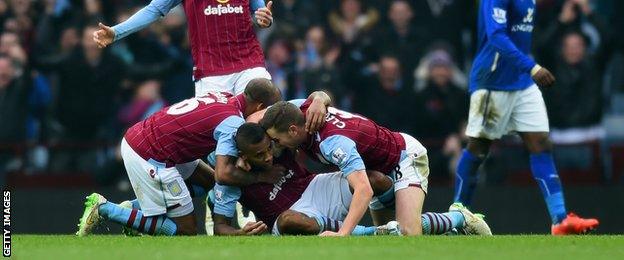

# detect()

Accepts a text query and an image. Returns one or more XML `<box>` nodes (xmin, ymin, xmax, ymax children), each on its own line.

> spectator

<box><xmin>295</xmin><ymin>26</ymin><xmax>344</xmax><ymax>104</ymax></box>
<box><xmin>411</xmin><ymin>0</ymin><xmax>476</xmax><ymax>66</ymax></box>
<box><xmin>365</xmin><ymin>0</ymin><xmax>429</xmax><ymax>82</ymax></box>
<box><xmin>543</xmin><ymin>31</ymin><xmax>604</xmax><ymax>143</ymax></box>
<box><xmin>414</xmin><ymin>50</ymin><xmax>468</xmax><ymax>180</ymax></box>
<box><xmin>272</xmin><ymin>0</ymin><xmax>321</xmax><ymax>38</ymax></box>
<box><xmin>118</xmin><ymin>80</ymin><xmax>165</xmax><ymax>130</ymax></box>
<box><xmin>328</xmin><ymin>0</ymin><xmax>379</xmax><ymax>45</ymax></box>
<box><xmin>415</xmin><ymin>50</ymin><xmax>468</xmax><ymax>140</ymax></box>
<box><xmin>0</xmin><ymin>31</ymin><xmax>26</xmax><ymax>66</ymax></box>
<box><xmin>39</xmin><ymin>25</ymin><xmax>125</xmax><ymax>172</ymax></box>
<box><xmin>535</xmin><ymin>0</ymin><xmax>611</xmax><ymax>70</ymax></box>
<box><xmin>0</xmin><ymin>55</ymin><xmax>28</xmax><ymax>182</ymax></box>
<box><xmin>353</xmin><ymin>55</ymin><xmax>416</xmax><ymax>134</ymax></box>
<box><xmin>266</xmin><ymin>38</ymin><xmax>295</xmax><ymax>99</ymax></box>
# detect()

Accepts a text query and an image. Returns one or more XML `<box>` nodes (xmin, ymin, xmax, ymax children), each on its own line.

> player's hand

<box><xmin>236</xmin><ymin>157</ymin><xmax>252</xmax><ymax>172</ymax></box>
<box><xmin>241</xmin><ymin>221</ymin><xmax>268</xmax><ymax>235</ymax></box>
<box><xmin>319</xmin><ymin>231</ymin><xmax>344</xmax><ymax>237</ymax></box>
<box><xmin>531</xmin><ymin>66</ymin><xmax>556</xmax><ymax>88</ymax></box>
<box><xmin>255</xmin><ymin>1</ymin><xmax>273</xmax><ymax>28</ymax></box>
<box><xmin>305</xmin><ymin>98</ymin><xmax>327</xmax><ymax>134</ymax></box>
<box><xmin>257</xmin><ymin>165</ymin><xmax>286</xmax><ymax>184</ymax></box>
<box><xmin>93</xmin><ymin>22</ymin><xmax>115</xmax><ymax>48</ymax></box>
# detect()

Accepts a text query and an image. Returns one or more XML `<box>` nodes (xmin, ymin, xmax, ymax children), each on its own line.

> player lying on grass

<box><xmin>76</xmin><ymin>86</ymin><xmax>332</xmax><ymax>236</ymax></box>
<box><xmin>211</xmin><ymin>122</ymin><xmax>398</xmax><ymax>236</ymax></box>
<box><xmin>260</xmin><ymin>100</ymin><xmax>492</xmax><ymax>236</ymax></box>
<box><xmin>210</xmin><ymin>123</ymin><xmax>490</xmax><ymax>236</ymax></box>
<box><xmin>76</xmin><ymin>79</ymin><xmax>282</xmax><ymax>236</ymax></box>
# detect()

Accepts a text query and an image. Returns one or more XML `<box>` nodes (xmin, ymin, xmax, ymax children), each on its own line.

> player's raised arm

<box><xmin>318</xmin><ymin>135</ymin><xmax>373</xmax><ymax>236</ymax></box>
<box><xmin>304</xmin><ymin>91</ymin><xmax>331</xmax><ymax>133</ymax></box>
<box><xmin>93</xmin><ymin>0</ymin><xmax>181</xmax><ymax>48</ymax></box>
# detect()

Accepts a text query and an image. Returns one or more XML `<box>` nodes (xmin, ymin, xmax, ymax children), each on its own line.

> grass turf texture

<box><xmin>14</xmin><ymin>235</ymin><xmax>624</xmax><ymax>259</ymax></box>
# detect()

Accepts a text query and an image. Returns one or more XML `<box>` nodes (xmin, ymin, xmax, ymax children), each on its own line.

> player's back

<box><xmin>470</xmin><ymin>0</ymin><xmax>535</xmax><ymax>92</ymax></box>
<box><xmin>238</xmin><ymin>151</ymin><xmax>315</xmax><ymax>227</ymax></box>
<box><xmin>300</xmin><ymin>101</ymin><xmax>405</xmax><ymax>175</ymax></box>
<box><xmin>182</xmin><ymin>0</ymin><xmax>265</xmax><ymax>79</ymax></box>
<box><xmin>124</xmin><ymin>92</ymin><xmax>243</xmax><ymax>166</ymax></box>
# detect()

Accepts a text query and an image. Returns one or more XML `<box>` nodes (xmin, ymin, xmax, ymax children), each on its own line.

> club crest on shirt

<box><xmin>214</xmin><ymin>189</ymin><xmax>223</xmax><ymax>202</ymax></box>
<box><xmin>331</xmin><ymin>148</ymin><xmax>347</xmax><ymax>165</ymax></box>
<box><xmin>167</xmin><ymin>180</ymin><xmax>183</xmax><ymax>197</ymax></box>
<box><xmin>492</xmin><ymin>8</ymin><xmax>507</xmax><ymax>24</ymax></box>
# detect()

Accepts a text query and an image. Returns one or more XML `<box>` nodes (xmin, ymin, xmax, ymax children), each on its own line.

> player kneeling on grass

<box><xmin>210</xmin><ymin>123</ymin><xmax>400</xmax><ymax>236</ymax></box>
<box><xmin>76</xmin><ymin>79</ymin><xmax>281</xmax><ymax>236</ymax></box>
<box><xmin>260</xmin><ymin>100</ymin><xmax>492</xmax><ymax>236</ymax></box>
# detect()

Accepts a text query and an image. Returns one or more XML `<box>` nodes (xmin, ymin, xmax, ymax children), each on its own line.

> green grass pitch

<box><xmin>14</xmin><ymin>235</ymin><xmax>624</xmax><ymax>259</ymax></box>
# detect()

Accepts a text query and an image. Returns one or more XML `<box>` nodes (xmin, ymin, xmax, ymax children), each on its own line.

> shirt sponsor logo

<box><xmin>204</xmin><ymin>4</ymin><xmax>244</xmax><ymax>16</ymax></box>
<box><xmin>492</xmin><ymin>8</ymin><xmax>507</xmax><ymax>24</ymax></box>
<box><xmin>269</xmin><ymin>170</ymin><xmax>295</xmax><ymax>201</ymax></box>
<box><xmin>510</xmin><ymin>24</ymin><xmax>533</xmax><ymax>32</ymax></box>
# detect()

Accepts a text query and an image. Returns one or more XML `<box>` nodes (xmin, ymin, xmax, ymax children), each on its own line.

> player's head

<box><xmin>243</xmin><ymin>78</ymin><xmax>281</xmax><ymax>117</ymax></box>
<box><xmin>236</xmin><ymin>122</ymin><xmax>274</xmax><ymax>170</ymax></box>
<box><xmin>259</xmin><ymin>101</ymin><xmax>307</xmax><ymax>149</ymax></box>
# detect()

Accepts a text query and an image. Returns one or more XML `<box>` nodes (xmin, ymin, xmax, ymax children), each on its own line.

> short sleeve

<box><xmin>319</xmin><ymin>135</ymin><xmax>366</xmax><ymax>177</ymax></box>
<box><xmin>214</xmin><ymin>116</ymin><xmax>245</xmax><ymax>157</ymax></box>
<box><xmin>212</xmin><ymin>183</ymin><xmax>242</xmax><ymax>218</ymax></box>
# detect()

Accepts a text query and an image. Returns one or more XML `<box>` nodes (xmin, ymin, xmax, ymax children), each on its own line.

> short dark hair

<box><xmin>244</xmin><ymin>78</ymin><xmax>281</xmax><ymax>107</ymax></box>
<box><xmin>235</xmin><ymin>122</ymin><xmax>268</xmax><ymax>152</ymax></box>
<box><xmin>259</xmin><ymin>101</ymin><xmax>305</xmax><ymax>133</ymax></box>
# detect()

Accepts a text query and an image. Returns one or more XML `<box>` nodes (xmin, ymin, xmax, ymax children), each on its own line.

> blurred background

<box><xmin>1</xmin><ymin>0</ymin><xmax>623</xmax><ymax>234</ymax></box>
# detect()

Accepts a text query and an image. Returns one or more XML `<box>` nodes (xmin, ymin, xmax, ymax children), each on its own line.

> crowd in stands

<box><xmin>1</xmin><ymin>0</ymin><xmax>623</xmax><ymax>187</ymax></box>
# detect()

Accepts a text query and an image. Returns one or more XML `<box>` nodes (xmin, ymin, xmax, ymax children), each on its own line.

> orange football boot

<box><xmin>551</xmin><ymin>213</ymin><xmax>599</xmax><ymax>235</ymax></box>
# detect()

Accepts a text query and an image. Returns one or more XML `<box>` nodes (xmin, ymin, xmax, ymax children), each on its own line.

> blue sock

<box><xmin>313</xmin><ymin>216</ymin><xmax>376</xmax><ymax>236</ymax></box>
<box><xmin>352</xmin><ymin>225</ymin><xmax>377</xmax><ymax>236</ymax></box>
<box><xmin>99</xmin><ymin>202</ymin><xmax>177</xmax><ymax>235</ymax></box>
<box><xmin>530</xmin><ymin>152</ymin><xmax>567</xmax><ymax>224</ymax></box>
<box><xmin>453</xmin><ymin>149</ymin><xmax>484</xmax><ymax>206</ymax></box>
<box><xmin>129</xmin><ymin>199</ymin><xmax>140</xmax><ymax>209</ymax></box>
<box><xmin>421</xmin><ymin>212</ymin><xmax>465</xmax><ymax>235</ymax></box>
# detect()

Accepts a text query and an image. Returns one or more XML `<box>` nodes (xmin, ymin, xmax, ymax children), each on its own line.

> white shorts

<box><xmin>194</xmin><ymin>67</ymin><xmax>272</xmax><ymax>96</ymax></box>
<box><xmin>120</xmin><ymin>138</ymin><xmax>199</xmax><ymax>217</ymax></box>
<box><xmin>466</xmin><ymin>84</ymin><xmax>550</xmax><ymax>140</ymax></box>
<box><xmin>369</xmin><ymin>133</ymin><xmax>429</xmax><ymax>210</ymax></box>
<box><xmin>393</xmin><ymin>133</ymin><xmax>429</xmax><ymax>192</ymax></box>
<box><xmin>272</xmin><ymin>172</ymin><xmax>352</xmax><ymax>235</ymax></box>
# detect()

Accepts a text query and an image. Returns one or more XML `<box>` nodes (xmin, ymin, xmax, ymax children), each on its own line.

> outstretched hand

<box><xmin>241</xmin><ymin>221</ymin><xmax>268</xmax><ymax>235</ymax></box>
<box><xmin>93</xmin><ymin>22</ymin><xmax>115</xmax><ymax>48</ymax></box>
